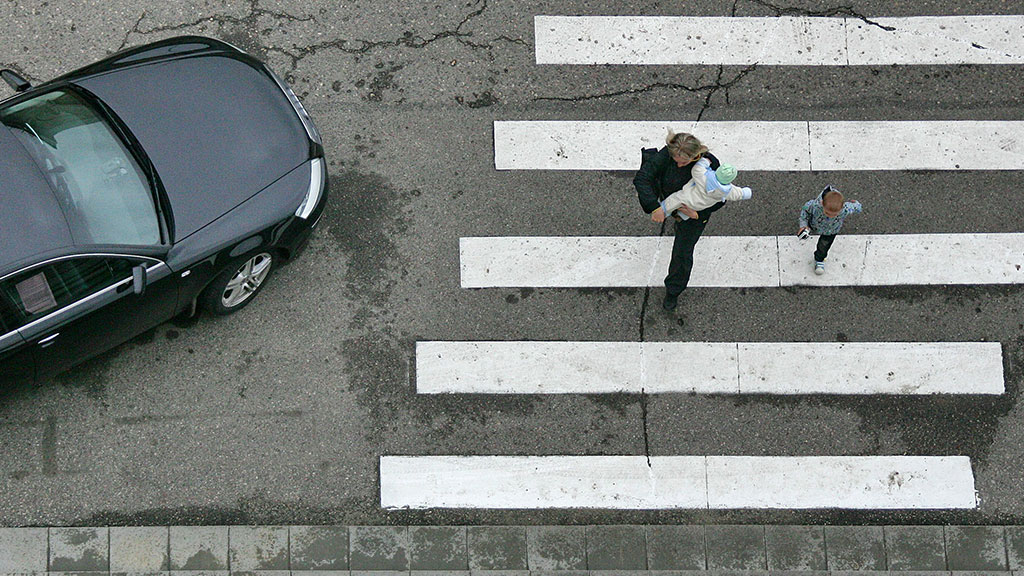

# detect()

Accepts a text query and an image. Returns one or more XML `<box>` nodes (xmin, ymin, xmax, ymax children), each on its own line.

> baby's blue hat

<box><xmin>715</xmin><ymin>163</ymin><xmax>737</xmax><ymax>185</ymax></box>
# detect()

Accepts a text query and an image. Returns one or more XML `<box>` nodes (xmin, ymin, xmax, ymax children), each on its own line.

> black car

<box><xmin>0</xmin><ymin>36</ymin><xmax>328</xmax><ymax>383</ymax></box>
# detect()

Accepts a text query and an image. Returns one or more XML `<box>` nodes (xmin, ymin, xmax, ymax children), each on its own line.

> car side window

<box><xmin>0</xmin><ymin>257</ymin><xmax>134</xmax><ymax>330</ymax></box>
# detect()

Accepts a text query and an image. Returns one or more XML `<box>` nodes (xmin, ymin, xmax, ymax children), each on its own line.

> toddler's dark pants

<box><xmin>815</xmin><ymin>234</ymin><xmax>837</xmax><ymax>263</ymax></box>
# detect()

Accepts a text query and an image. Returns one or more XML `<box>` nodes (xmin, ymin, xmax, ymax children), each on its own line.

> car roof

<box><xmin>0</xmin><ymin>125</ymin><xmax>74</xmax><ymax>274</ymax></box>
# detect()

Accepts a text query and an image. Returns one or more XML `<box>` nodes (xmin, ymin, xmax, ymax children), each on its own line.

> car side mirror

<box><xmin>1</xmin><ymin>69</ymin><xmax>30</xmax><ymax>92</ymax></box>
<box><xmin>132</xmin><ymin>264</ymin><xmax>147</xmax><ymax>295</ymax></box>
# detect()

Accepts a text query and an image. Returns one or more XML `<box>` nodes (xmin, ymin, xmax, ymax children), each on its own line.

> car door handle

<box><xmin>38</xmin><ymin>333</ymin><xmax>60</xmax><ymax>348</ymax></box>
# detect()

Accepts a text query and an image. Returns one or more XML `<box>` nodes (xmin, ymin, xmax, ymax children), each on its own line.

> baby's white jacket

<box><xmin>660</xmin><ymin>158</ymin><xmax>753</xmax><ymax>218</ymax></box>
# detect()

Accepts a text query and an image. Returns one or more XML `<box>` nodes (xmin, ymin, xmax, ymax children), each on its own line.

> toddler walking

<box><xmin>798</xmin><ymin>185</ymin><xmax>862</xmax><ymax>275</ymax></box>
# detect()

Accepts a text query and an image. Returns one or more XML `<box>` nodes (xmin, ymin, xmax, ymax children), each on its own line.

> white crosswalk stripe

<box><xmin>461</xmin><ymin>234</ymin><xmax>1024</xmax><ymax>288</ymax></box>
<box><xmin>415</xmin><ymin>341</ymin><xmax>1005</xmax><ymax>395</ymax></box>
<box><xmin>493</xmin><ymin>120</ymin><xmax>1024</xmax><ymax>171</ymax></box>
<box><xmin>534</xmin><ymin>15</ymin><xmax>1024</xmax><ymax>65</ymax></box>
<box><xmin>380</xmin><ymin>455</ymin><xmax>978</xmax><ymax>509</ymax></box>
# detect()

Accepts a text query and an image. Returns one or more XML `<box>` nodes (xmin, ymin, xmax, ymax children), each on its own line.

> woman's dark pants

<box><xmin>664</xmin><ymin>218</ymin><xmax>706</xmax><ymax>297</ymax></box>
<box><xmin>814</xmin><ymin>234</ymin><xmax>837</xmax><ymax>263</ymax></box>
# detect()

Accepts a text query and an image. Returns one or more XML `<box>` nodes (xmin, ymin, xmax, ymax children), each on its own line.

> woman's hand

<box><xmin>651</xmin><ymin>207</ymin><xmax>666</xmax><ymax>223</ymax></box>
<box><xmin>679</xmin><ymin>204</ymin><xmax>698</xmax><ymax>220</ymax></box>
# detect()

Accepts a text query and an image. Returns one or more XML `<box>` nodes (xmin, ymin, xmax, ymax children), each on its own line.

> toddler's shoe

<box><xmin>814</xmin><ymin>261</ymin><xmax>825</xmax><ymax>275</ymax></box>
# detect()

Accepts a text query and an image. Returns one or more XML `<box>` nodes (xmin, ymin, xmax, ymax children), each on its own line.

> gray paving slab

<box><xmin>945</xmin><ymin>526</ymin><xmax>1008</xmax><ymax>571</ymax></box>
<box><xmin>467</xmin><ymin>571</ymin><xmax>529</xmax><ymax>576</ymax></box>
<box><xmin>526</xmin><ymin>526</ymin><xmax>586</xmax><ymax>571</ymax></box>
<box><xmin>885</xmin><ymin>526</ymin><xmax>948</xmax><ymax>571</ymax></box>
<box><xmin>586</xmin><ymin>525</ymin><xmax>647</xmax><ymax>570</ymax></box>
<box><xmin>644</xmin><ymin>571</ymin><xmax>713</xmax><ymax>576</ymax></box>
<box><xmin>349</xmin><ymin>571</ymin><xmax>409</xmax><ymax>576</ymax></box>
<box><xmin>1005</xmin><ymin>527</ymin><xmax>1024</xmax><ymax>570</ymax></box>
<box><xmin>705</xmin><ymin>526</ymin><xmax>766</xmax><ymax>570</ymax></box>
<box><xmin>764</xmin><ymin>526</ymin><xmax>825</xmax><ymax>571</ymax></box>
<box><xmin>166</xmin><ymin>571</ymin><xmax>229</xmax><ymax>576</ymax></box>
<box><xmin>410</xmin><ymin>527</ymin><xmax>469</xmax><ymax>571</ymax></box>
<box><xmin>646</xmin><ymin>526</ymin><xmax>705</xmax><ymax>570</ymax></box>
<box><xmin>824</xmin><ymin>526</ymin><xmax>887</xmax><ymax>571</ymax></box>
<box><xmin>0</xmin><ymin>527</ymin><xmax>47</xmax><ymax>572</ymax></box>
<box><xmin>110</xmin><ymin>527</ymin><xmax>169</xmax><ymax>572</ymax></box>
<box><xmin>229</xmin><ymin>571</ymin><xmax>290</xmax><ymax>576</ymax></box>
<box><xmin>50</xmin><ymin>528</ymin><xmax>109</xmax><ymax>572</ymax></box>
<box><xmin>349</xmin><ymin>526</ymin><xmax>410</xmax><ymax>571</ymax></box>
<box><xmin>108</xmin><ymin>572</ymin><xmax>171</xmax><ymax>576</ymax></box>
<box><xmin>830</xmin><ymin>572</ymin><xmax>951</xmax><ymax>576</ymax></box>
<box><xmin>526</xmin><ymin>571</ymin><xmax>589</xmax><ymax>576</ymax></box>
<box><xmin>291</xmin><ymin>526</ymin><xmax>349</xmax><ymax>570</ymax></box>
<box><xmin>288</xmin><ymin>571</ymin><xmax>349</xmax><ymax>576</ymax></box>
<box><xmin>467</xmin><ymin>527</ymin><xmax>528</xmax><ymax>571</ymax></box>
<box><xmin>168</xmin><ymin>527</ymin><xmax>228</xmax><ymax>571</ymax></box>
<box><xmin>228</xmin><ymin>526</ymin><xmax>288</xmax><ymax>571</ymax></box>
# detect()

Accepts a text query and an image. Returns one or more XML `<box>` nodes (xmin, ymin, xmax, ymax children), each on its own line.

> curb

<box><xmin>1</xmin><ymin>525</ymin><xmax>1022</xmax><ymax>573</ymax></box>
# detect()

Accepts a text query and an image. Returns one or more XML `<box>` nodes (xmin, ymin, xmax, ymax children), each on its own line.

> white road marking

<box><xmin>415</xmin><ymin>341</ymin><xmax>1004</xmax><ymax>395</ymax></box>
<box><xmin>380</xmin><ymin>455</ymin><xmax>977</xmax><ymax>509</ymax></box>
<box><xmin>705</xmin><ymin>456</ymin><xmax>978</xmax><ymax>509</ymax></box>
<box><xmin>849</xmin><ymin>16</ymin><xmax>1024</xmax><ymax>65</ymax></box>
<box><xmin>492</xmin><ymin>120</ymin><xmax>1024</xmax><ymax>171</ymax></box>
<box><xmin>461</xmin><ymin>235</ymin><xmax>1024</xmax><ymax>288</ymax></box>
<box><xmin>534</xmin><ymin>15</ymin><xmax>1024</xmax><ymax>65</ymax></box>
<box><xmin>809</xmin><ymin>121</ymin><xmax>1024</xmax><ymax>170</ymax></box>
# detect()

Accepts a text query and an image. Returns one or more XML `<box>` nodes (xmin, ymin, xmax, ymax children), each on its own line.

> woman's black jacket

<box><xmin>633</xmin><ymin>147</ymin><xmax>720</xmax><ymax>214</ymax></box>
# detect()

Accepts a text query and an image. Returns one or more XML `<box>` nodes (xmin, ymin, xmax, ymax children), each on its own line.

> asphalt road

<box><xmin>0</xmin><ymin>0</ymin><xmax>1022</xmax><ymax>526</ymax></box>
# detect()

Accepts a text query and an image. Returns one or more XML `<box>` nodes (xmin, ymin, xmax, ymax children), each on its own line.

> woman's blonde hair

<box><xmin>666</xmin><ymin>130</ymin><xmax>708</xmax><ymax>160</ymax></box>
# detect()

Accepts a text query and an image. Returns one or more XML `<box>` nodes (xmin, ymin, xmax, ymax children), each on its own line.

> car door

<box><xmin>0</xmin><ymin>317</ymin><xmax>33</xmax><ymax>386</ymax></box>
<box><xmin>2</xmin><ymin>255</ymin><xmax>178</xmax><ymax>379</ymax></box>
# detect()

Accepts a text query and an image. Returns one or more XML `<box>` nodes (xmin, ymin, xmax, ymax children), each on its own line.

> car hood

<box><xmin>74</xmin><ymin>53</ymin><xmax>310</xmax><ymax>240</ymax></box>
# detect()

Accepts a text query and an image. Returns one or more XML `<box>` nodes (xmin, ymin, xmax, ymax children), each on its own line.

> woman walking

<box><xmin>633</xmin><ymin>131</ymin><xmax>734</xmax><ymax>312</ymax></box>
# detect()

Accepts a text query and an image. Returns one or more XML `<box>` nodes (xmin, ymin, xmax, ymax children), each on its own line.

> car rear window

<box><xmin>1</xmin><ymin>89</ymin><xmax>160</xmax><ymax>246</ymax></box>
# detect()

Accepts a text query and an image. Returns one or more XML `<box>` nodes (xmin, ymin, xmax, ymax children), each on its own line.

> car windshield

<box><xmin>1</xmin><ymin>88</ymin><xmax>160</xmax><ymax>245</ymax></box>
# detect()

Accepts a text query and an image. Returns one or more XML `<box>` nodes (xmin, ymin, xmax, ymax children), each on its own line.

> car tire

<box><xmin>200</xmin><ymin>250</ymin><xmax>275</xmax><ymax>315</ymax></box>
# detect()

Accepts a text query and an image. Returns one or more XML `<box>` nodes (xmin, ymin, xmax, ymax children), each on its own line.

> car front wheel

<box><xmin>200</xmin><ymin>251</ymin><xmax>275</xmax><ymax>315</ymax></box>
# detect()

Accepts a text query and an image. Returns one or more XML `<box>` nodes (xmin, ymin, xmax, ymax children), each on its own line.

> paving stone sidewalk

<box><xmin>2</xmin><ymin>525</ymin><xmax>1023</xmax><ymax>574</ymax></box>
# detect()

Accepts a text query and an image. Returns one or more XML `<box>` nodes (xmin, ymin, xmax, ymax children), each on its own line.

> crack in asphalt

<box><xmin>533</xmin><ymin>63</ymin><xmax>758</xmax><ymax>104</ymax></box>
<box><xmin>264</xmin><ymin>0</ymin><xmax>529</xmax><ymax>74</ymax></box>
<box><xmin>118</xmin><ymin>0</ymin><xmax>315</xmax><ymax>53</ymax></box>
<box><xmin>641</xmin><ymin>387</ymin><xmax>652</xmax><ymax>467</ymax></box>
<box><xmin>740</xmin><ymin>0</ymin><xmax>897</xmax><ymax>31</ymax></box>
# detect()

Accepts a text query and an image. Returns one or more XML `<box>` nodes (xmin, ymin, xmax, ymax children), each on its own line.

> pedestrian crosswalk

<box><xmin>383</xmin><ymin>11</ymin><xmax>1023</xmax><ymax>511</ymax></box>
<box><xmin>534</xmin><ymin>16</ymin><xmax>1024</xmax><ymax>65</ymax></box>
<box><xmin>461</xmin><ymin>234</ymin><xmax>1024</xmax><ymax>287</ymax></box>
<box><xmin>494</xmin><ymin>120</ymin><xmax>1024</xmax><ymax>170</ymax></box>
